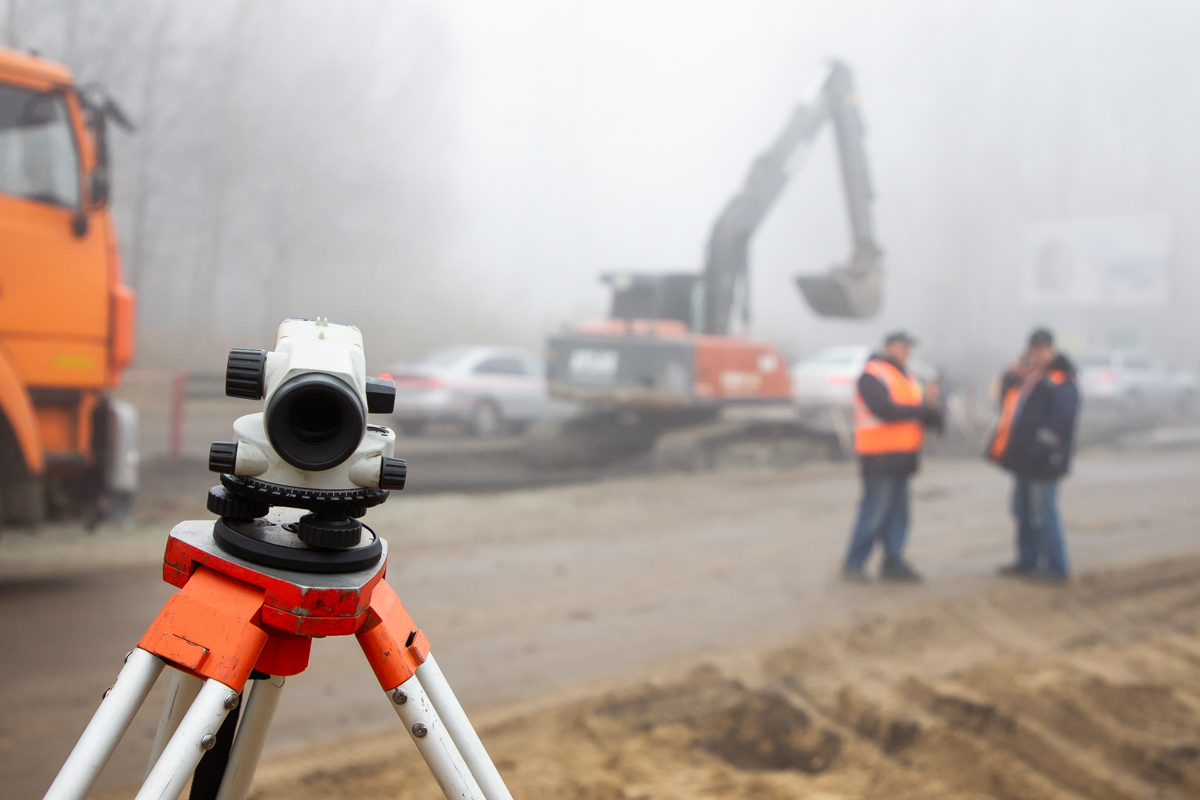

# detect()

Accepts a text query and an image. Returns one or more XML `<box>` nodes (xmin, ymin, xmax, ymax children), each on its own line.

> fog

<box><xmin>8</xmin><ymin>0</ymin><xmax>1200</xmax><ymax>375</ymax></box>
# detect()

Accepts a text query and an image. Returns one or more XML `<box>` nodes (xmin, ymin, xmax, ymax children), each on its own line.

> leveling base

<box><xmin>43</xmin><ymin>519</ymin><xmax>512</xmax><ymax>800</ymax></box>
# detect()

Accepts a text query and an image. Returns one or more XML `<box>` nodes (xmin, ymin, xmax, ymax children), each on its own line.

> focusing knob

<box><xmin>207</xmin><ymin>485</ymin><xmax>269</xmax><ymax>520</ymax></box>
<box><xmin>379</xmin><ymin>457</ymin><xmax>407</xmax><ymax>490</ymax></box>
<box><xmin>209</xmin><ymin>441</ymin><xmax>238</xmax><ymax>473</ymax></box>
<box><xmin>226</xmin><ymin>349</ymin><xmax>267</xmax><ymax>399</ymax></box>
<box><xmin>365</xmin><ymin>376</ymin><xmax>396</xmax><ymax>414</ymax></box>
<box><xmin>297</xmin><ymin>514</ymin><xmax>362</xmax><ymax>550</ymax></box>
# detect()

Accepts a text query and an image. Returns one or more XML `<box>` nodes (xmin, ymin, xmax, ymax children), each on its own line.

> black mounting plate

<box><xmin>213</xmin><ymin>513</ymin><xmax>383</xmax><ymax>574</ymax></box>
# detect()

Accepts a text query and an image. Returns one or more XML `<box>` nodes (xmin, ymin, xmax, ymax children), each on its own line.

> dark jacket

<box><xmin>857</xmin><ymin>355</ymin><xmax>943</xmax><ymax>478</ymax></box>
<box><xmin>991</xmin><ymin>353</ymin><xmax>1080</xmax><ymax>480</ymax></box>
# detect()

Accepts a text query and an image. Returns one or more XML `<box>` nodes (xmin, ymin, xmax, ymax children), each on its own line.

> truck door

<box><xmin>0</xmin><ymin>82</ymin><xmax>108</xmax><ymax>388</ymax></box>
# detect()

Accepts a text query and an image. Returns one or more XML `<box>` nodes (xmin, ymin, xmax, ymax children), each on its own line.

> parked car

<box><xmin>382</xmin><ymin>346</ymin><xmax>577</xmax><ymax>437</ymax></box>
<box><xmin>790</xmin><ymin>345</ymin><xmax>940</xmax><ymax>409</ymax></box>
<box><xmin>1074</xmin><ymin>349</ymin><xmax>1197</xmax><ymax>418</ymax></box>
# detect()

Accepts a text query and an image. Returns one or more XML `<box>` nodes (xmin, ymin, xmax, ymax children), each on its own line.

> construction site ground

<box><xmin>3</xmin><ymin>441</ymin><xmax>1199</xmax><ymax>799</ymax></box>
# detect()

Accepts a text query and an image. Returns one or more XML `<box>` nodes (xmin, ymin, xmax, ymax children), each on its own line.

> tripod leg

<box><xmin>387</xmin><ymin>675</ymin><xmax>486</xmax><ymax>800</ymax></box>
<box><xmin>146</xmin><ymin>670</ymin><xmax>204</xmax><ymax>778</ymax></box>
<box><xmin>44</xmin><ymin>648</ymin><xmax>165</xmax><ymax>800</ymax></box>
<box><xmin>213</xmin><ymin>675</ymin><xmax>285</xmax><ymax>800</ymax></box>
<box><xmin>136</xmin><ymin>679</ymin><xmax>239</xmax><ymax>800</ymax></box>
<box><xmin>417</xmin><ymin>655</ymin><xmax>513</xmax><ymax>800</ymax></box>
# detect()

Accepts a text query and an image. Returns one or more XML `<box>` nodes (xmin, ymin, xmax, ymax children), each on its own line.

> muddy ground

<box><xmin>6</xmin><ymin>444</ymin><xmax>1200</xmax><ymax>799</ymax></box>
<box><xmin>150</xmin><ymin>556</ymin><xmax>1200</xmax><ymax>800</ymax></box>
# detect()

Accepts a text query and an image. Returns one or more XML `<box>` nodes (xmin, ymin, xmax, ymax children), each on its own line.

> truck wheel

<box><xmin>2</xmin><ymin>472</ymin><xmax>46</xmax><ymax>526</ymax></box>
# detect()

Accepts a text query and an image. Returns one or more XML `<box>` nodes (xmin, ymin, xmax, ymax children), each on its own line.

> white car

<box><xmin>1075</xmin><ymin>349</ymin><xmax>1197</xmax><ymax>417</ymax></box>
<box><xmin>382</xmin><ymin>346</ymin><xmax>577</xmax><ymax>437</ymax></box>
<box><xmin>790</xmin><ymin>345</ymin><xmax>939</xmax><ymax>409</ymax></box>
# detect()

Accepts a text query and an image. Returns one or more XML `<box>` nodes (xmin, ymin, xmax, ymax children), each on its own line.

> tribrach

<box><xmin>43</xmin><ymin>319</ymin><xmax>514</xmax><ymax>800</ymax></box>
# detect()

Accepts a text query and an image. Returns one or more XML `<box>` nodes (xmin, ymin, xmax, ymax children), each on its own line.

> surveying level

<box><xmin>44</xmin><ymin>319</ymin><xmax>513</xmax><ymax>800</ymax></box>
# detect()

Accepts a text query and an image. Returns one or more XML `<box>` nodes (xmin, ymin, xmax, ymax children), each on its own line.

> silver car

<box><xmin>790</xmin><ymin>345</ymin><xmax>939</xmax><ymax>409</ymax></box>
<box><xmin>382</xmin><ymin>346</ymin><xmax>577</xmax><ymax>437</ymax></box>
<box><xmin>1075</xmin><ymin>349</ymin><xmax>1197</xmax><ymax>418</ymax></box>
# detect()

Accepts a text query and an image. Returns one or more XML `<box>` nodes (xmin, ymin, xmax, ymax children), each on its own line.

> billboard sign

<box><xmin>1021</xmin><ymin>216</ymin><xmax>1171</xmax><ymax>308</ymax></box>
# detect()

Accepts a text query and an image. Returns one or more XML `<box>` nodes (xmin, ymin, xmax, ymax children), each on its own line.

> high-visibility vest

<box><xmin>988</xmin><ymin>384</ymin><xmax>1022</xmax><ymax>461</ymax></box>
<box><xmin>854</xmin><ymin>359</ymin><xmax>925</xmax><ymax>455</ymax></box>
<box><xmin>987</xmin><ymin>366</ymin><xmax>1067</xmax><ymax>461</ymax></box>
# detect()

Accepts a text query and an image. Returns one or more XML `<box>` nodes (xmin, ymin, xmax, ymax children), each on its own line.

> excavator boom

<box><xmin>703</xmin><ymin>59</ymin><xmax>882</xmax><ymax>331</ymax></box>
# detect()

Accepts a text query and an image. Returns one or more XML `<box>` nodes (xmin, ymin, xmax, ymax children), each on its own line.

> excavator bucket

<box><xmin>796</xmin><ymin>248</ymin><xmax>882</xmax><ymax>318</ymax></box>
<box><xmin>796</xmin><ymin>267</ymin><xmax>880</xmax><ymax>317</ymax></box>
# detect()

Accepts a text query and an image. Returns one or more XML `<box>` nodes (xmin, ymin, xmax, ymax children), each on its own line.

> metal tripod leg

<box><xmin>387</xmin><ymin>674</ymin><xmax>486</xmax><ymax>800</ymax></box>
<box><xmin>147</xmin><ymin>670</ymin><xmax>204</xmax><ymax>777</ymax></box>
<box><xmin>137</xmin><ymin>678</ymin><xmax>240</xmax><ymax>800</ymax></box>
<box><xmin>417</xmin><ymin>655</ymin><xmax>513</xmax><ymax>800</ymax></box>
<box><xmin>44</xmin><ymin>648</ymin><xmax>165</xmax><ymax>800</ymax></box>
<box><xmin>214</xmin><ymin>675</ymin><xmax>285</xmax><ymax>800</ymax></box>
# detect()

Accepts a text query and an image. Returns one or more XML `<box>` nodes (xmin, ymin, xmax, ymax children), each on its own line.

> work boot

<box><xmin>997</xmin><ymin>563</ymin><xmax>1034</xmax><ymax>578</ymax></box>
<box><xmin>841</xmin><ymin>565</ymin><xmax>870</xmax><ymax>584</ymax></box>
<box><xmin>880</xmin><ymin>557</ymin><xmax>922</xmax><ymax>583</ymax></box>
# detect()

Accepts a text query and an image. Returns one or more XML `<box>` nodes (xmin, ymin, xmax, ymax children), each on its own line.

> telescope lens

<box><xmin>290</xmin><ymin>393</ymin><xmax>342</xmax><ymax>444</ymax></box>
<box><xmin>266</xmin><ymin>374</ymin><xmax>365</xmax><ymax>471</ymax></box>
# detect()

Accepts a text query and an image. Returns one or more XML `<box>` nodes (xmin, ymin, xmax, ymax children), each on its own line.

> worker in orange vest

<box><xmin>843</xmin><ymin>331</ymin><xmax>944</xmax><ymax>582</ymax></box>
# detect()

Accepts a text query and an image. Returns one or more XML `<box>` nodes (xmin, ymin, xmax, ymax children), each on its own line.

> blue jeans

<box><xmin>845</xmin><ymin>475</ymin><xmax>910</xmax><ymax>570</ymax></box>
<box><xmin>1011</xmin><ymin>477</ymin><xmax>1069</xmax><ymax>576</ymax></box>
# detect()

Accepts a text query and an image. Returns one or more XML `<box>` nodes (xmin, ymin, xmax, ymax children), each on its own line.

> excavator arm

<box><xmin>701</xmin><ymin>60</ymin><xmax>882</xmax><ymax>334</ymax></box>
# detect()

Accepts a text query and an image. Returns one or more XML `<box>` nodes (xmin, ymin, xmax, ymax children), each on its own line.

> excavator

<box><xmin>539</xmin><ymin>60</ymin><xmax>881</xmax><ymax>464</ymax></box>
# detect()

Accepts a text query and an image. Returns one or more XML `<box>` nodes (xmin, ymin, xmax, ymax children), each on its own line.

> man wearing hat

<box><xmin>988</xmin><ymin>328</ymin><xmax>1079</xmax><ymax>582</ymax></box>
<box><xmin>843</xmin><ymin>331</ymin><xmax>944</xmax><ymax>582</ymax></box>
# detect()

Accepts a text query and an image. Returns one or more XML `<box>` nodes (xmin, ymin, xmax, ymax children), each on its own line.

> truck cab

<box><xmin>0</xmin><ymin>47</ymin><xmax>136</xmax><ymax>525</ymax></box>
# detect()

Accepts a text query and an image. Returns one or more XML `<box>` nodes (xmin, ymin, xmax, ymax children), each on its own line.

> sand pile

<box><xmin>234</xmin><ymin>555</ymin><xmax>1200</xmax><ymax>800</ymax></box>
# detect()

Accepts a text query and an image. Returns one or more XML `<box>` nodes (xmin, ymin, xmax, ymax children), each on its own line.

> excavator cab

<box><xmin>604</xmin><ymin>272</ymin><xmax>703</xmax><ymax>330</ymax></box>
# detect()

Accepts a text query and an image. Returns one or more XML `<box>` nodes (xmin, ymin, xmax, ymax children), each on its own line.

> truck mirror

<box><xmin>89</xmin><ymin>170</ymin><xmax>110</xmax><ymax>207</ymax></box>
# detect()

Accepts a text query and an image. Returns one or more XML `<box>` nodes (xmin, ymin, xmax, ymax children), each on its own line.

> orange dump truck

<box><xmin>0</xmin><ymin>47</ymin><xmax>137</xmax><ymax>525</ymax></box>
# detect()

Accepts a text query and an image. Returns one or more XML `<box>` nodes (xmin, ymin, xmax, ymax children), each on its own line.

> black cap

<box><xmin>1028</xmin><ymin>328</ymin><xmax>1054</xmax><ymax>348</ymax></box>
<box><xmin>884</xmin><ymin>330</ymin><xmax>918</xmax><ymax>346</ymax></box>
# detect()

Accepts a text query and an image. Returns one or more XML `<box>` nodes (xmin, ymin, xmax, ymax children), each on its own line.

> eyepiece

<box><xmin>265</xmin><ymin>373</ymin><xmax>365</xmax><ymax>471</ymax></box>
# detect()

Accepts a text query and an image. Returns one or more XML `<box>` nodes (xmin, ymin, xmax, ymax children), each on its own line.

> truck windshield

<box><xmin>0</xmin><ymin>84</ymin><xmax>80</xmax><ymax>208</ymax></box>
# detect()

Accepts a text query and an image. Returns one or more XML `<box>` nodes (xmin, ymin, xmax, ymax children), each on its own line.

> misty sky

<box><xmin>434</xmin><ymin>0</ymin><xmax>1200</xmax><ymax>372</ymax></box>
<box><xmin>9</xmin><ymin>0</ymin><xmax>1200</xmax><ymax>374</ymax></box>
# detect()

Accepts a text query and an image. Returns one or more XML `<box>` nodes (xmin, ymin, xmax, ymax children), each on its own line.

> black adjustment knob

<box><xmin>209</xmin><ymin>441</ymin><xmax>238</xmax><ymax>473</ymax></box>
<box><xmin>226</xmin><ymin>349</ymin><xmax>267</xmax><ymax>399</ymax></box>
<box><xmin>207</xmin><ymin>485</ymin><xmax>269</xmax><ymax>520</ymax></box>
<box><xmin>366</xmin><ymin>376</ymin><xmax>396</xmax><ymax>414</ymax></box>
<box><xmin>297</xmin><ymin>514</ymin><xmax>362</xmax><ymax>550</ymax></box>
<box><xmin>379</xmin><ymin>457</ymin><xmax>407</xmax><ymax>490</ymax></box>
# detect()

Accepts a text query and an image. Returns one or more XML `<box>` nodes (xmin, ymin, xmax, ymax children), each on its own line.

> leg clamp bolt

<box><xmin>411</xmin><ymin>723</ymin><xmax>428</xmax><ymax>738</ymax></box>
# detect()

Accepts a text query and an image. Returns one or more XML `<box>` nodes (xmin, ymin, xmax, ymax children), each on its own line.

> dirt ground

<box><xmin>7</xmin><ymin>444</ymin><xmax>1200</xmax><ymax>799</ymax></box>
<box><xmin>162</xmin><ymin>556</ymin><xmax>1200</xmax><ymax>800</ymax></box>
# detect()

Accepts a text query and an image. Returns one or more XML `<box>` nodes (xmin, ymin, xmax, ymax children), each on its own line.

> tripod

<box><xmin>43</xmin><ymin>512</ymin><xmax>514</xmax><ymax>800</ymax></box>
